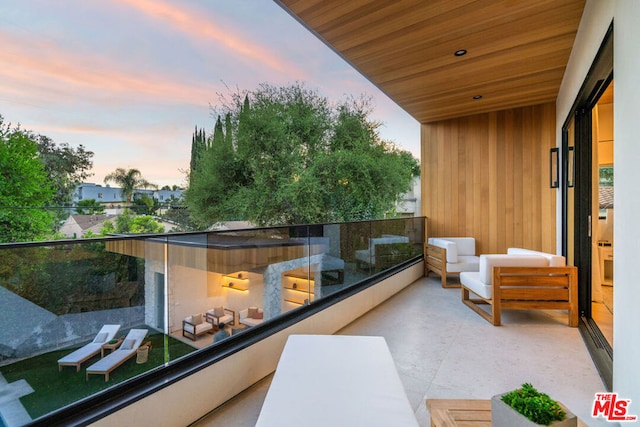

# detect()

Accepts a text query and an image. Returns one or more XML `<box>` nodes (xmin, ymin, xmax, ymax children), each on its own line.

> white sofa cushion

<box><xmin>507</xmin><ymin>248</ymin><xmax>566</xmax><ymax>267</ymax></box>
<box><xmin>478</xmin><ymin>254</ymin><xmax>549</xmax><ymax>286</ymax></box>
<box><xmin>239</xmin><ymin>307</ymin><xmax>264</xmax><ymax>327</ymax></box>
<box><xmin>206</xmin><ymin>309</ymin><xmax>233</xmax><ymax>325</ymax></box>
<box><xmin>446</xmin><ymin>255</ymin><xmax>480</xmax><ymax>273</ymax></box>
<box><xmin>460</xmin><ymin>254</ymin><xmax>549</xmax><ymax>299</ymax></box>
<box><xmin>458</xmin><ymin>272</ymin><xmax>489</xmax><ymax>299</ymax></box>
<box><xmin>442</xmin><ymin>237</ymin><xmax>476</xmax><ymax>257</ymax></box>
<box><xmin>428</xmin><ymin>238</ymin><xmax>458</xmax><ymax>263</ymax></box>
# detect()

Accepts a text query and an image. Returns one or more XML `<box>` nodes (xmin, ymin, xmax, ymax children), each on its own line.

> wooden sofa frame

<box><xmin>461</xmin><ymin>266</ymin><xmax>578</xmax><ymax>327</ymax></box>
<box><xmin>425</xmin><ymin>243</ymin><xmax>459</xmax><ymax>288</ymax></box>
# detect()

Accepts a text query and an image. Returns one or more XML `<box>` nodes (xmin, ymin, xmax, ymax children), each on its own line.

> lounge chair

<box><xmin>85</xmin><ymin>329</ymin><xmax>148</xmax><ymax>381</ymax></box>
<box><xmin>57</xmin><ymin>324</ymin><xmax>121</xmax><ymax>372</ymax></box>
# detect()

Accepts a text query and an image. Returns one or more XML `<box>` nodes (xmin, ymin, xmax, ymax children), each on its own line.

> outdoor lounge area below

<box><xmin>0</xmin><ymin>218</ymin><xmax>424</xmax><ymax>424</ymax></box>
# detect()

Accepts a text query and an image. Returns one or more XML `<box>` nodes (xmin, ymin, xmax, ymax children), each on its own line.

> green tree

<box><xmin>132</xmin><ymin>194</ymin><xmax>159</xmax><ymax>215</ymax></box>
<box><xmin>35</xmin><ymin>135</ymin><xmax>93</xmax><ymax>207</ymax></box>
<box><xmin>100</xmin><ymin>210</ymin><xmax>164</xmax><ymax>234</ymax></box>
<box><xmin>186</xmin><ymin>83</ymin><xmax>418</xmax><ymax>227</ymax></box>
<box><xmin>0</xmin><ymin>116</ymin><xmax>56</xmax><ymax>242</ymax></box>
<box><xmin>189</xmin><ymin>126</ymin><xmax>207</xmax><ymax>180</ymax></box>
<box><xmin>103</xmin><ymin>168</ymin><xmax>157</xmax><ymax>204</ymax></box>
<box><xmin>75</xmin><ymin>199</ymin><xmax>105</xmax><ymax>215</ymax></box>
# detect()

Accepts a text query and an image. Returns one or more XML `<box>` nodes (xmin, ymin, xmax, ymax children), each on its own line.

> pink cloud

<box><xmin>115</xmin><ymin>0</ymin><xmax>307</xmax><ymax>81</ymax></box>
<box><xmin>0</xmin><ymin>29</ymin><xmax>218</xmax><ymax>108</ymax></box>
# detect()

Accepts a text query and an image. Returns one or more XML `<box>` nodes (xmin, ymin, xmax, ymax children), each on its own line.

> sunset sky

<box><xmin>0</xmin><ymin>0</ymin><xmax>419</xmax><ymax>188</ymax></box>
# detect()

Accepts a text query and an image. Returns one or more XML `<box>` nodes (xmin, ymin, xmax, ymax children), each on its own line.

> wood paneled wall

<box><xmin>421</xmin><ymin>102</ymin><xmax>556</xmax><ymax>255</ymax></box>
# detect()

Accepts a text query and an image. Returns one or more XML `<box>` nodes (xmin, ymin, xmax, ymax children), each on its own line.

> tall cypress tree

<box><xmin>189</xmin><ymin>126</ymin><xmax>207</xmax><ymax>181</ymax></box>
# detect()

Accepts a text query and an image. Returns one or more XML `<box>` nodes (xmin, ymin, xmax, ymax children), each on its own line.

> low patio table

<box><xmin>101</xmin><ymin>337</ymin><xmax>123</xmax><ymax>357</ymax></box>
<box><xmin>426</xmin><ymin>399</ymin><xmax>491</xmax><ymax>427</ymax></box>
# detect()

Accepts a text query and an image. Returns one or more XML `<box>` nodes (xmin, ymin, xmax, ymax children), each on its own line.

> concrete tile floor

<box><xmin>192</xmin><ymin>276</ymin><xmax>611</xmax><ymax>426</ymax></box>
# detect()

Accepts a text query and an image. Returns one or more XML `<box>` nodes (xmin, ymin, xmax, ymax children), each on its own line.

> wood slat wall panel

<box><xmin>422</xmin><ymin>103</ymin><xmax>556</xmax><ymax>255</ymax></box>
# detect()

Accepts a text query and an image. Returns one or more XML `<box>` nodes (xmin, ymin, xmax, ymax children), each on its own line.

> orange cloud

<box><xmin>115</xmin><ymin>0</ymin><xmax>307</xmax><ymax>80</ymax></box>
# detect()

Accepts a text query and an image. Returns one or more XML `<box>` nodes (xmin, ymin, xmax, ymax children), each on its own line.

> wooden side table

<box><xmin>101</xmin><ymin>337</ymin><xmax>123</xmax><ymax>357</ymax></box>
<box><xmin>426</xmin><ymin>399</ymin><xmax>491</xmax><ymax>427</ymax></box>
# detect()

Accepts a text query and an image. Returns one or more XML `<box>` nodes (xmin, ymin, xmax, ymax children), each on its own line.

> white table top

<box><xmin>255</xmin><ymin>334</ymin><xmax>418</xmax><ymax>427</ymax></box>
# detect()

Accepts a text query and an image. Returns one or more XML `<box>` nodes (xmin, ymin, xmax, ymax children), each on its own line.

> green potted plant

<box><xmin>491</xmin><ymin>383</ymin><xmax>577</xmax><ymax>426</ymax></box>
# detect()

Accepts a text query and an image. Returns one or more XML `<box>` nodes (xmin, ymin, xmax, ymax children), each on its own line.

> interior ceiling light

<box><xmin>473</xmin><ymin>95</ymin><xmax>483</xmax><ymax>99</ymax></box>
<box><xmin>454</xmin><ymin>49</ymin><xmax>467</xmax><ymax>56</ymax></box>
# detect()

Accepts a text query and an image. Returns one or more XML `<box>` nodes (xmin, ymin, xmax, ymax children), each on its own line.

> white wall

<box><xmin>557</xmin><ymin>0</ymin><xmax>640</xmax><ymax>406</ymax></box>
<box><xmin>613</xmin><ymin>0</ymin><xmax>640</xmax><ymax>406</ymax></box>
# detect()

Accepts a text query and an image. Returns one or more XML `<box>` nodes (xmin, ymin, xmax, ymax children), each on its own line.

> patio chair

<box><xmin>85</xmin><ymin>329</ymin><xmax>148</xmax><ymax>381</ymax></box>
<box><xmin>426</xmin><ymin>237</ymin><xmax>479</xmax><ymax>288</ymax></box>
<box><xmin>57</xmin><ymin>324</ymin><xmax>121</xmax><ymax>372</ymax></box>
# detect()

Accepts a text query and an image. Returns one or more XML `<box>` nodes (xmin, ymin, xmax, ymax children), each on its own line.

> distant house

<box><xmin>59</xmin><ymin>214</ymin><xmax>112</xmax><ymax>238</ymax></box>
<box><xmin>74</xmin><ymin>183</ymin><xmax>123</xmax><ymax>204</ymax></box>
<box><xmin>73</xmin><ymin>183</ymin><xmax>183</xmax><ymax>213</ymax></box>
<box><xmin>395</xmin><ymin>177</ymin><xmax>421</xmax><ymax>218</ymax></box>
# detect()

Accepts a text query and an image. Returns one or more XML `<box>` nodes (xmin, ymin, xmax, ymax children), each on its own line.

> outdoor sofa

<box><xmin>459</xmin><ymin>248</ymin><xmax>578</xmax><ymax>326</ymax></box>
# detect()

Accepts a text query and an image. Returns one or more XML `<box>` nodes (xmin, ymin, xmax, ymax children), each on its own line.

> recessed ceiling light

<box><xmin>454</xmin><ymin>49</ymin><xmax>467</xmax><ymax>57</ymax></box>
<box><xmin>473</xmin><ymin>95</ymin><xmax>483</xmax><ymax>99</ymax></box>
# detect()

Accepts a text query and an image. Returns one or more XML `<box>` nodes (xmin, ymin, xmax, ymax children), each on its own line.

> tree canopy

<box><xmin>35</xmin><ymin>134</ymin><xmax>93</xmax><ymax>207</ymax></box>
<box><xmin>101</xmin><ymin>210</ymin><xmax>164</xmax><ymax>234</ymax></box>
<box><xmin>0</xmin><ymin>116</ymin><xmax>55</xmax><ymax>242</ymax></box>
<box><xmin>75</xmin><ymin>199</ymin><xmax>105</xmax><ymax>215</ymax></box>
<box><xmin>186</xmin><ymin>83</ymin><xmax>419</xmax><ymax>227</ymax></box>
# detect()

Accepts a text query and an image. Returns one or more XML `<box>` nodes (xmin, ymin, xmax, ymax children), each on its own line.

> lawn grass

<box><xmin>0</xmin><ymin>329</ymin><xmax>196</xmax><ymax>420</ymax></box>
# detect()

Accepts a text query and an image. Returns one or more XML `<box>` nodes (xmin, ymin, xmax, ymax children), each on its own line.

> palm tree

<box><xmin>103</xmin><ymin>168</ymin><xmax>157</xmax><ymax>204</ymax></box>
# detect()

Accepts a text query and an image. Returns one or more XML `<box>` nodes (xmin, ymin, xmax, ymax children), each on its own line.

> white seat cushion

<box><xmin>459</xmin><ymin>272</ymin><xmax>491</xmax><ymax>299</ymax></box>
<box><xmin>446</xmin><ymin>255</ymin><xmax>480</xmax><ymax>273</ymax></box>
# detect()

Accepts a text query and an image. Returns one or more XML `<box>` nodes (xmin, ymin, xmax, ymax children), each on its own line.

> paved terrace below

<box><xmin>192</xmin><ymin>276</ymin><xmax>610</xmax><ymax>427</ymax></box>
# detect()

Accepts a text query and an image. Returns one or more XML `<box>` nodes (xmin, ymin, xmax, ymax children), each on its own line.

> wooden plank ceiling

<box><xmin>276</xmin><ymin>0</ymin><xmax>585</xmax><ymax>123</ymax></box>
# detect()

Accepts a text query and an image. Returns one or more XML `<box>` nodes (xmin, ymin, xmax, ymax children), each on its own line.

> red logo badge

<box><xmin>592</xmin><ymin>393</ymin><xmax>638</xmax><ymax>422</ymax></box>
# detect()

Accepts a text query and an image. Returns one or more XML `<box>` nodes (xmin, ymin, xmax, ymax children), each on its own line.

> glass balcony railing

<box><xmin>0</xmin><ymin>217</ymin><xmax>424</xmax><ymax>425</ymax></box>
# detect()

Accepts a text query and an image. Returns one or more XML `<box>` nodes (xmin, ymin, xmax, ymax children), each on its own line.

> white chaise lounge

<box><xmin>57</xmin><ymin>324</ymin><xmax>121</xmax><ymax>372</ymax></box>
<box><xmin>426</xmin><ymin>237</ymin><xmax>479</xmax><ymax>288</ymax></box>
<box><xmin>85</xmin><ymin>328</ymin><xmax>148</xmax><ymax>381</ymax></box>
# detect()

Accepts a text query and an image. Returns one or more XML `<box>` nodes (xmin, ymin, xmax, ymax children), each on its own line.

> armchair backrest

<box><xmin>428</xmin><ymin>237</ymin><xmax>476</xmax><ymax>263</ymax></box>
<box><xmin>507</xmin><ymin>248</ymin><xmax>566</xmax><ymax>267</ymax></box>
<box><xmin>479</xmin><ymin>254</ymin><xmax>548</xmax><ymax>285</ymax></box>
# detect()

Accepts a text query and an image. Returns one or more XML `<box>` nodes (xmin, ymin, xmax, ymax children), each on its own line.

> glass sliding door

<box><xmin>561</xmin><ymin>24</ymin><xmax>613</xmax><ymax>390</ymax></box>
<box><xmin>591</xmin><ymin>82</ymin><xmax>614</xmax><ymax>347</ymax></box>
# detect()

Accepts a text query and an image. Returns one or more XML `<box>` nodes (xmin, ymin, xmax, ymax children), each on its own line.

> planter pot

<box><xmin>491</xmin><ymin>393</ymin><xmax>577</xmax><ymax>427</ymax></box>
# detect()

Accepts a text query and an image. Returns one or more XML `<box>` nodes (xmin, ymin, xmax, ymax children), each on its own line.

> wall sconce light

<box><xmin>567</xmin><ymin>146</ymin><xmax>575</xmax><ymax>188</ymax></box>
<box><xmin>550</xmin><ymin>148</ymin><xmax>559</xmax><ymax>188</ymax></box>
